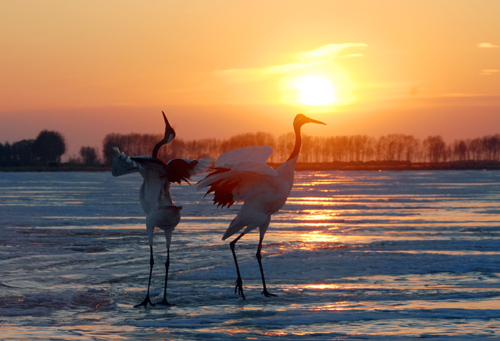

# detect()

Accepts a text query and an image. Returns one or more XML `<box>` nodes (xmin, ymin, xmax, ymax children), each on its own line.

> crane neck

<box><xmin>287</xmin><ymin>124</ymin><xmax>302</xmax><ymax>161</ymax></box>
<box><xmin>152</xmin><ymin>140</ymin><xmax>167</xmax><ymax>159</ymax></box>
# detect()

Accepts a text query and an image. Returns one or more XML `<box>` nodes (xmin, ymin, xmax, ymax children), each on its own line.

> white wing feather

<box><xmin>196</xmin><ymin>161</ymin><xmax>276</xmax><ymax>190</ymax></box>
<box><xmin>215</xmin><ymin>146</ymin><xmax>273</xmax><ymax>167</ymax></box>
<box><xmin>196</xmin><ymin>157</ymin><xmax>215</xmax><ymax>173</ymax></box>
<box><xmin>197</xmin><ymin>145</ymin><xmax>276</xmax><ymax>204</ymax></box>
<box><xmin>111</xmin><ymin>147</ymin><xmax>147</xmax><ymax>176</ymax></box>
<box><xmin>227</xmin><ymin>171</ymin><xmax>278</xmax><ymax>202</ymax></box>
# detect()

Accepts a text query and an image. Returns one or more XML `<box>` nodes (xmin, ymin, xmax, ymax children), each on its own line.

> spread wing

<box><xmin>215</xmin><ymin>145</ymin><xmax>273</xmax><ymax>167</ymax></box>
<box><xmin>165</xmin><ymin>157</ymin><xmax>214</xmax><ymax>184</ymax></box>
<box><xmin>111</xmin><ymin>147</ymin><xmax>148</xmax><ymax>176</ymax></box>
<box><xmin>112</xmin><ymin>147</ymin><xmax>213</xmax><ymax>184</ymax></box>
<box><xmin>196</xmin><ymin>146</ymin><xmax>277</xmax><ymax>208</ymax></box>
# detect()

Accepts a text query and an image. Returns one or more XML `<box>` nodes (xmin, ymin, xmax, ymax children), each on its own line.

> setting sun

<box><xmin>1</xmin><ymin>1</ymin><xmax>500</xmax><ymax>158</ymax></box>
<box><xmin>297</xmin><ymin>76</ymin><xmax>336</xmax><ymax>105</ymax></box>
<box><xmin>280</xmin><ymin>67</ymin><xmax>355</xmax><ymax>112</ymax></box>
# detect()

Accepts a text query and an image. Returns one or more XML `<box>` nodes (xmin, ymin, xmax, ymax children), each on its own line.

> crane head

<box><xmin>293</xmin><ymin>113</ymin><xmax>327</xmax><ymax>127</ymax></box>
<box><xmin>152</xmin><ymin>111</ymin><xmax>176</xmax><ymax>159</ymax></box>
<box><xmin>162</xmin><ymin>111</ymin><xmax>176</xmax><ymax>144</ymax></box>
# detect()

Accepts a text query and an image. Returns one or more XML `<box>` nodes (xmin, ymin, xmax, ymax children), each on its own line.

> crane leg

<box><xmin>257</xmin><ymin>237</ymin><xmax>277</xmax><ymax>297</ymax></box>
<box><xmin>230</xmin><ymin>232</ymin><xmax>246</xmax><ymax>300</ymax></box>
<box><xmin>135</xmin><ymin>245</ymin><xmax>156</xmax><ymax>307</ymax></box>
<box><xmin>157</xmin><ymin>246</ymin><xmax>174</xmax><ymax>306</ymax></box>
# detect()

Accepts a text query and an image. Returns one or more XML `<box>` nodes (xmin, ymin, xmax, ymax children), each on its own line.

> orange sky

<box><xmin>1</xmin><ymin>0</ymin><xmax>500</xmax><ymax>158</ymax></box>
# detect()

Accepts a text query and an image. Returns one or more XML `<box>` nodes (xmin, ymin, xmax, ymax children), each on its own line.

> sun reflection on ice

<box><xmin>301</xmin><ymin>209</ymin><xmax>338</xmax><ymax>221</ymax></box>
<box><xmin>308</xmin><ymin>301</ymin><xmax>352</xmax><ymax>311</ymax></box>
<box><xmin>302</xmin><ymin>283</ymin><xmax>341</xmax><ymax>290</ymax></box>
<box><xmin>300</xmin><ymin>231</ymin><xmax>339</xmax><ymax>244</ymax></box>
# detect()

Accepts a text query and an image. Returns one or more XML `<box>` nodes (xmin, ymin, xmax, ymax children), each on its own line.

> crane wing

<box><xmin>165</xmin><ymin>157</ymin><xmax>214</xmax><ymax>184</ymax></box>
<box><xmin>196</xmin><ymin>161</ymin><xmax>278</xmax><ymax>208</ymax></box>
<box><xmin>215</xmin><ymin>146</ymin><xmax>273</xmax><ymax>167</ymax></box>
<box><xmin>112</xmin><ymin>147</ymin><xmax>213</xmax><ymax>183</ymax></box>
<box><xmin>111</xmin><ymin>147</ymin><xmax>148</xmax><ymax>176</ymax></box>
<box><xmin>112</xmin><ymin>148</ymin><xmax>167</xmax><ymax>176</ymax></box>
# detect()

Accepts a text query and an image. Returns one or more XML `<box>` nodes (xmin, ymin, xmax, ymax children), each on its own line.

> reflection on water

<box><xmin>300</xmin><ymin>231</ymin><xmax>339</xmax><ymax>245</ymax></box>
<box><xmin>1</xmin><ymin>171</ymin><xmax>500</xmax><ymax>339</ymax></box>
<box><xmin>301</xmin><ymin>209</ymin><xmax>338</xmax><ymax>220</ymax></box>
<box><xmin>0</xmin><ymin>324</ymin><xmax>136</xmax><ymax>340</ymax></box>
<box><xmin>301</xmin><ymin>284</ymin><xmax>341</xmax><ymax>290</ymax></box>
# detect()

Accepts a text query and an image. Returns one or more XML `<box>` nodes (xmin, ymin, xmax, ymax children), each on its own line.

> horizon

<box><xmin>1</xmin><ymin>1</ymin><xmax>500</xmax><ymax>157</ymax></box>
<box><xmin>4</xmin><ymin>122</ymin><xmax>500</xmax><ymax>165</ymax></box>
<box><xmin>3</xmin><ymin>104</ymin><xmax>500</xmax><ymax>161</ymax></box>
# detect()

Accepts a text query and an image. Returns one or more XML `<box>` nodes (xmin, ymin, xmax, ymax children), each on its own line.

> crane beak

<box><xmin>307</xmin><ymin>117</ymin><xmax>327</xmax><ymax>126</ymax></box>
<box><xmin>295</xmin><ymin>113</ymin><xmax>327</xmax><ymax>126</ymax></box>
<box><xmin>162</xmin><ymin>111</ymin><xmax>176</xmax><ymax>143</ymax></box>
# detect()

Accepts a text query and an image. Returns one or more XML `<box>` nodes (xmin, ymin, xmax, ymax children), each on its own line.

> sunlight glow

<box><xmin>280</xmin><ymin>68</ymin><xmax>355</xmax><ymax>112</ymax></box>
<box><xmin>297</xmin><ymin>76</ymin><xmax>336</xmax><ymax>105</ymax></box>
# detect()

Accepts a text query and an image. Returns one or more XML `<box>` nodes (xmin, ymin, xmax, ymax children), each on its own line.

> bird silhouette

<box><xmin>112</xmin><ymin>112</ymin><xmax>213</xmax><ymax>307</ymax></box>
<box><xmin>197</xmin><ymin>114</ymin><xmax>326</xmax><ymax>299</ymax></box>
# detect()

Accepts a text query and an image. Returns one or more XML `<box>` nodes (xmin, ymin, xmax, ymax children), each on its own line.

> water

<box><xmin>0</xmin><ymin>170</ymin><xmax>499</xmax><ymax>340</ymax></box>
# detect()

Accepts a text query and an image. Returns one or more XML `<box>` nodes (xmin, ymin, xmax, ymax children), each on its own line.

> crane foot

<box><xmin>156</xmin><ymin>298</ymin><xmax>175</xmax><ymax>306</ymax></box>
<box><xmin>134</xmin><ymin>295</ymin><xmax>155</xmax><ymax>307</ymax></box>
<box><xmin>234</xmin><ymin>277</ymin><xmax>246</xmax><ymax>300</ymax></box>
<box><xmin>262</xmin><ymin>290</ymin><xmax>277</xmax><ymax>297</ymax></box>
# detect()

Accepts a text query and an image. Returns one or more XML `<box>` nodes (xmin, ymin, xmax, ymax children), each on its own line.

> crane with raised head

<box><xmin>112</xmin><ymin>112</ymin><xmax>213</xmax><ymax>307</ymax></box>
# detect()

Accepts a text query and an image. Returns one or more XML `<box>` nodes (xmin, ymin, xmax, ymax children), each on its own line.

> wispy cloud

<box><xmin>478</xmin><ymin>42</ymin><xmax>499</xmax><ymax>48</ymax></box>
<box><xmin>298</xmin><ymin>43</ymin><xmax>367</xmax><ymax>60</ymax></box>
<box><xmin>214</xmin><ymin>43</ymin><xmax>367</xmax><ymax>83</ymax></box>
<box><xmin>481</xmin><ymin>69</ymin><xmax>499</xmax><ymax>76</ymax></box>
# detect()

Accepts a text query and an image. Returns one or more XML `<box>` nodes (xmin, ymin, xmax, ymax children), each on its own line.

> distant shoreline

<box><xmin>3</xmin><ymin>160</ymin><xmax>500</xmax><ymax>172</ymax></box>
<box><xmin>290</xmin><ymin>160</ymin><xmax>500</xmax><ymax>171</ymax></box>
<box><xmin>0</xmin><ymin>165</ymin><xmax>110</xmax><ymax>172</ymax></box>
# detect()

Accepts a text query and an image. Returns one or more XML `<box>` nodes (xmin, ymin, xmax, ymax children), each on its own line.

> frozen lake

<box><xmin>1</xmin><ymin>170</ymin><xmax>500</xmax><ymax>340</ymax></box>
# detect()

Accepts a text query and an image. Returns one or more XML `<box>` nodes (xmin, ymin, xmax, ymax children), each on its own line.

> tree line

<box><xmin>3</xmin><ymin>130</ymin><xmax>500</xmax><ymax>168</ymax></box>
<box><xmin>0</xmin><ymin>130</ymin><xmax>66</xmax><ymax>167</ymax></box>
<box><xmin>0</xmin><ymin>130</ymin><xmax>99</xmax><ymax>167</ymax></box>
<box><xmin>101</xmin><ymin>132</ymin><xmax>500</xmax><ymax>165</ymax></box>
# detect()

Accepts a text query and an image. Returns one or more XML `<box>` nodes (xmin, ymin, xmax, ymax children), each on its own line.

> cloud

<box><xmin>215</xmin><ymin>43</ymin><xmax>367</xmax><ymax>83</ymax></box>
<box><xmin>480</xmin><ymin>69</ymin><xmax>499</xmax><ymax>76</ymax></box>
<box><xmin>298</xmin><ymin>43</ymin><xmax>367</xmax><ymax>60</ymax></box>
<box><xmin>266</xmin><ymin>61</ymin><xmax>322</xmax><ymax>74</ymax></box>
<box><xmin>478</xmin><ymin>42</ymin><xmax>499</xmax><ymax>48</ymax></box>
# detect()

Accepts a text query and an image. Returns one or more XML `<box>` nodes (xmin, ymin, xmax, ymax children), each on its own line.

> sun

<box><xmin>279</xmin><ymin>68</ymin><xmax>355</xmax><ymax>112</ymax></box>
<box><xmin>297</xmin><ymin>76</ymin><xmax>336</xmax><ymax>105</ymax></box>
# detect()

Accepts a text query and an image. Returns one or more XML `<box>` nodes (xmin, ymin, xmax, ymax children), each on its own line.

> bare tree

<box><xmin>453</xmin><ymin>140</ymin><xmax>467</xmax><ymax>161</ymax></box>
<box><xmin>80</xmin><ymin>146</ymin><xmax>98</xmax><ymax>165</ymax></box>
<box><xmin>423</xmin><ymin>136</ymin><xmax>446</xmax><ymax>163</ymax></box>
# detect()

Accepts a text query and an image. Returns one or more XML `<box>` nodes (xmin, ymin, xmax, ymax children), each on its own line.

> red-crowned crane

<box><xmin>112</xmin><ymin>112</ymin><xmax>213</xmax><ymax>307</ymax></box>
<box><xmin>196</xmin><ymin>114</ymin><xmax>326</xmax><ymax>299</ymax></box>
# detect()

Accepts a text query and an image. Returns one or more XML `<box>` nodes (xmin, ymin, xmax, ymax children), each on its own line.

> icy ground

<box><xmin>1</xmin><ymin>170</ymin><xmax>499</xmax><ymax>340</ymax></box>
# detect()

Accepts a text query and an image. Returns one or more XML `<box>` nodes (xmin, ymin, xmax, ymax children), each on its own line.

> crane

<box><xmin>112</xmin><ymin>112</ymin><xmax>213</xmax><ymax>307</ymax></box>
<box><xmin>196</xmin><ymin>114</ymin><xmax>326</xmax><ymax>299</ymax></box>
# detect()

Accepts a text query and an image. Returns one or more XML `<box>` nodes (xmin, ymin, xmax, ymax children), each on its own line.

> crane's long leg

<box><xmin>229</xmin><ymin>232</ymin><xmax>246</xmax><ymax>300</ymax></box>
<box><xmin>256</xmin><ymin>236</ymin><xmax>277</xmax><ymax>297</ymax></box>
<box><xmin>156</xmin><ymin>245</ymin><xmax>174</xmax><ymax>306</ymax></box>
<box><xmin>135</xmin><ymin>245</ymin><xmax>156</xmax><ymax>307</ymax></box>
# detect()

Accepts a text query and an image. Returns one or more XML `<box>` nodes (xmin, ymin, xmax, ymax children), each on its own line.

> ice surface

<box><xmin>1</xmin><ymin>170</ymin><xmax>500</xmax><ymax>340</ymax></box>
